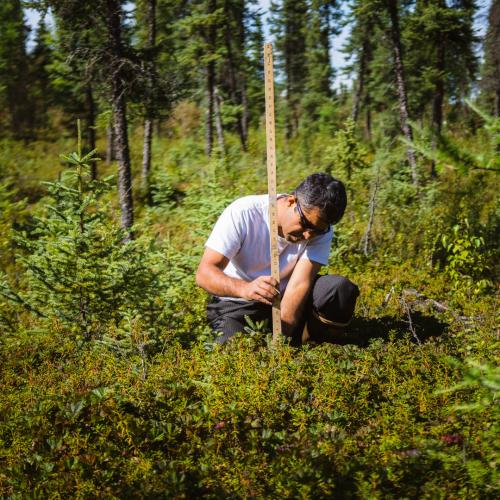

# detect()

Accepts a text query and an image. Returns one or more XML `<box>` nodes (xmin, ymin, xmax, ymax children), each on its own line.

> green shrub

<box><xmin>0</xmin><ymin>136</ymin><xmax>172</xmax><ymax>344</ymax></box>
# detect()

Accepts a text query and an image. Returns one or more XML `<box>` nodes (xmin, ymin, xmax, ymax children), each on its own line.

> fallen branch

<box><xmin>401</xmin><ymin>289</ymin><xmax>482</xmax><ymax>326</ymax></box>
<box><xmin>381</xmin><ymin>286</ymin><xmax>395</xmax><ymax>308</ymax></box>
<box><xmin>400</xmin><ymin>293</ymin><xmax>422</xmax><ymax>345</ymax></box>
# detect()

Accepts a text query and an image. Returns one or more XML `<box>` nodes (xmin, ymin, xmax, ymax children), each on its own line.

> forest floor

<box><xmin>0</xmin><ymin>128</ymin><xmax>498</xmax><ymax>497</ymax></box>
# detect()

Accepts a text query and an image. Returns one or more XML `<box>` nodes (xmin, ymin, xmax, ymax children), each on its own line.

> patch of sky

<box><xmin>256</xmin><ymin>0</ymin><xmax>351</xmax><ymax>89</ymax></box>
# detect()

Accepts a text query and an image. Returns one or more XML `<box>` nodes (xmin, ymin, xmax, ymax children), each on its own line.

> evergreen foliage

<box><xmin>326</xmin><ymin>118</ymin><xmax>370</xmax><ymax>180</ymax></box>
<box><xmin>0</xmin><ymin>127</ymin><xmax>171</xmax><ymax>341</ymax></box>
<box><xmin>0</xmin><ymin>1</ymin><xmax>498</xmax><ymax>496</ymax></box>
<box><xmin>481</xmin><ymin>0</ymin><xmax>500</xmax><ymax>116</ymax></box>
<box><xmin>0</xmin><ymin>0</ymin><xmax>31</xmax><ymax>138</ymax></box>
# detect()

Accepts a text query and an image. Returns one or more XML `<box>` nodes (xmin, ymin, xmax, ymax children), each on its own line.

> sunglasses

<box><xmin>295</xmin><ymin>197</ymin><xmax>330</xmax><ymax>235</ymax></box>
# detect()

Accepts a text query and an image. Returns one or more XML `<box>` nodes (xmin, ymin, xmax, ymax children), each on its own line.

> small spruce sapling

<box><xmin>326</xmin><ymin>118</ymin><xmax>370</xmax><ymax>180</ymax></box>
<box><xmin>1</xmin><ymin>122</ymin><xmax>171</xmax><ymax>343</ymax></box>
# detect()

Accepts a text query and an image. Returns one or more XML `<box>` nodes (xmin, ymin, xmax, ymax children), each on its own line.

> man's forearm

<box><xmin>280</xmin><ymin>283</ymin><xmax>310</xmax><ymax>337</ymax></box>
<box><xmin>196</xmin><ymin>265</ymin><xmax>247</xmax><ymax>299</ymax></box>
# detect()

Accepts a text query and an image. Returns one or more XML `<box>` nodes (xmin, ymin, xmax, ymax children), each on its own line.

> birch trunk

<box><xmin>142</xmin><ymin>119</ymin><xmax>153</xmax><ymax>196</ymax></box>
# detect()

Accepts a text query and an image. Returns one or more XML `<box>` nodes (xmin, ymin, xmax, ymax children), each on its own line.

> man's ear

<box><xmin>286</xmin><ymin>195</ymin><xmax>295</xmax><ymax>207</ymax></box>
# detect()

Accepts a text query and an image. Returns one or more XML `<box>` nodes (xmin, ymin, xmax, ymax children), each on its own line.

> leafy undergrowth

<box><xmin>1</xmin><ymin>314</ymin><xmax>498</xmax><ymax>498</ymax></box>
<box><xmin>0</xmin><ymin>121</ymin><xmax>499</xmax><ymax>497</ymax></box>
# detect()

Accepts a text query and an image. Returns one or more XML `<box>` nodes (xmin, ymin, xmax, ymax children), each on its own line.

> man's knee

<box><xmin>305</xmin><ymin>275</ymin><xmax>359</xmax><ymax>343</ymax></box>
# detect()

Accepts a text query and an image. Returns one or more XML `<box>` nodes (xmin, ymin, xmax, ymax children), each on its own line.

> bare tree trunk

<box><xmin>141</xmin><ymin>0</ymin><xmax>156</xmax><ymax>200</ymax></box>
<box><xmin>205</xmin><ymin>62</ymin><xmax>215</xmax><ymax>157</ymax></box>
<box><xmin>361</xmin><ymin>162</ymin><xmax>380</xmax><ymax>256</ymax></box>
<box><xmin>106</xmin><ymin>0</ymin><xmax>134</xmax><ymax>237</ymax></box>
<box><xmin>431</xmin><ymin>41</ymin><xmax>445</xmax><ymax>178</ymax></box>
<box><xmin>106</xmin><ymin>121</ymin><xmax>116</xmax><ymax>163</ymax></box>
<box><xmin>142</xmin><ymin>119</ymin><xmax>153</xmax><ymax>196</ymax></box>
<box><xmin>205</xmin><ymin>0</ymin><xmax>216</xmax><ymax>157</ymax></box>
<box><xmin>85</xmin><ymin>82</ymin><xmax>97</xmax><ymax>179</ymax></box>
<box><xmin>214</xmin><ymin>87</ymin><xmax>226</xmax><ymax>155</ymax></box>
<box><xmin>387</xmin><ymin>0</ymin><xmax>418</xmax><ymax>187</ymax></box>
<box><xmin>285</xmin><ymin>51</ymin><xmax>293</xmax><ymax>140</ymax></box>
<box><xmin>223</xmin><ymin>17</ymin><xmax>246</xmax><ymax>151</ymax></box>
<box><xmin>364</xmin><ymin>93</ymin><xmax>372</xmax><ymax>141</ymax></box>
<box><xmin>241</xmin><ymin>81</ymin><xmax>249</xmax><ymax>146</ymax></box>
<box><xmin>352</xmin><ymin>38</ymin><xmax>369</xmax><ymax>123</ymax></box>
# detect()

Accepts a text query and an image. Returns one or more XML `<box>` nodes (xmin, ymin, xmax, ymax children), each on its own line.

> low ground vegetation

<box><xmin>0</xmin><ymin>114</ymin><xmax>498</xmax><ymax>497</ymax></box>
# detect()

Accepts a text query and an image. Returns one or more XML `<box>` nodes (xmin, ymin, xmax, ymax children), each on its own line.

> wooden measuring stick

<box><xmin>264</xmin><ymin>42</ymin><xmax>282</xmax><ymax>342</ymax></box>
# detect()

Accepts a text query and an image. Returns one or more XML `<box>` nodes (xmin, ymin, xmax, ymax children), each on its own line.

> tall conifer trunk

<box><xmin>223</xmin><ymin>0</ymin><xmax>246</xmax><ymax>151</ymax></box>
<box><xmin>214</xmin><ymin>86</ymin><xmax>226</xmax><ymax>155</ymax></box>
<box><xmin>431</xmin><ymin>41</ymin><xmax>445</xmax><ymax>178</ymax></box>
<box><xmin>387</xmin><ymin>0</ymin><xmax>418</xmax><ymax>187</ymax></box>
<box><xmin>352</xmin><ymin>36</ymin><xmax>370</xmax><ymax>123</ymax></box>
<box><xmin>106</xmin><ymin>121</ymin><xmax>116</xmax><ymax>163</ymax></box>
<box><xmin>85</xmin><ymin>82</ymin><xmax>97</xmax><ymax>179</ymax></box>
<box><xmin>237</xmin><ymin>7</ymin><xmax>249</xmax><ymax>147</ymax></box>
<box><xmin>240</xmin><ymin>83</ymin><xmax>249</xmax><ymax>145</ymax></box>
<box><xmin>224</xmin><ymin>33</ymin><xmax>246</xmax><ymax>150</ymax></box>
<box><xmin>105</xmin><ymin>0</ymin><xmax>134</xmax><ymax>236</ymax></box>
<box><xmin>364</xmin><ymin>93</ymin><xmax>372</xmax><ymax>141</ymax></box>
<box><xmin>205</xmin><ymin>63</ymin><xmax>215</xmax><ymax>156</ymax></box>
<box><xmin>141</xmin><ymin>0</ymin><xmax>156</xmax><ymax>199</ymax></box>
<box><xmin>205</xmin><ymin>0</ymin><xmax>216</xmax><ymax>157</ymax></box>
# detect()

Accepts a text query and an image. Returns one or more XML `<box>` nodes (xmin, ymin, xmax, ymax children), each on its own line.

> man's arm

<box><xmin>280</xmin><ymin>258</ymin><xmax>322</xmax><ymax>337</ymax></box>
<box><xmin>196</xmin><ymin>247</ymin><xmax>278</xmax><ymax>305</ymax></box>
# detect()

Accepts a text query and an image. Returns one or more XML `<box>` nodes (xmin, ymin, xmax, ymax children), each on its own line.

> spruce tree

<box><xmin>176</xmin><ymin>0</ymin><xmax>225</xmax><ymax>156</ymax></box>
<box><xmin>0</xmin><ymin>124</ymin><xmax>171</xmax><ymax>341</ymax></box>
<box><xmin>219</xmin><ymin>0</ymin><xmax>253</xmax><ymax>150</ymax></box>
<box><xmin>44</xmin><ymin>3</ymin><xmax>105</xmax><ymax>173</ymax></box>
<box><xmin>347</xmin><ymin>0</ymin><xmax>376</xmax><ymax>134</ymax></box>
<box><xmin>270</xmin><ymin>0</ymin><xmax>308</xmax><ymax>138</ymax></box>
<box><xmin>0</xmin><ymin>0</ymin><xmax>31</xmax><ymax>139</ymax></box>
<box><xmin>302</xmin><ymin>0</ymin><xmax>339</xmax><ymax>123</ymax></box>
<box><xmin>385</xmin><ymin>0</ymin><xmax>419</xmax><ymax>186</ymax></box>
<box><xmin>482</xmin><ymin>0</ymin><xmax>500</xmax><ymax>117</ymax></box>
<box><xmin>30</xmin><ymin>18</ymin><xmax>54</xmax><ymax>133</ymax></box>
<box><xmin>138</xmin><ymin>0</ymin><xmax>157</xmax><ymax>201</ymax></box>
<box><xmin>245</xmin><ymin>8</ymin><xmax>265</xmax><ymax>129</ymax></box>
<box><xmin>403</xmin><ymin>0</ymin><xmax>479</xmax><ymax>176</ymax></box>
<box><xmin>45</xmin><ymin>0</ymin><xmax>136</xmax><ymax>233</ymax></box>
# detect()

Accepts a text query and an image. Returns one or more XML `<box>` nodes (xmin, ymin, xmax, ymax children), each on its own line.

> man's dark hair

<box><xmin>294</xmin><ymin>173</ymin><xmax>347</xmax><ymax>225</ymax></box>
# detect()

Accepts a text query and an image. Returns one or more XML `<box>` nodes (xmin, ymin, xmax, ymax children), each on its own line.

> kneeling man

<box><xmin>196</xmin><ymin>173</ymin><xmax>359</xmax><ymax>344</ymax></box>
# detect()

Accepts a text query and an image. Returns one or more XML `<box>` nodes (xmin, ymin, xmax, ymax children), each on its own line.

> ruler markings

<box><xmin>264</xmin><ymin>42</ymin><xmax>281</xmax><ymax>342</ymax></box>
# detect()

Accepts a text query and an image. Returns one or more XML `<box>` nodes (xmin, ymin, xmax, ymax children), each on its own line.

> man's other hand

<box><xmin>242</xmin><ymin>276</ymin><xmax>279</xmax><ymax>305</ymax></box>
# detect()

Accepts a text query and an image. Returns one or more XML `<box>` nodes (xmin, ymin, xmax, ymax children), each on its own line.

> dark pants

<box><xmin>206</xmin><ymin>274</ymin><xmax>359</xmax><ymax>344</ymax></box>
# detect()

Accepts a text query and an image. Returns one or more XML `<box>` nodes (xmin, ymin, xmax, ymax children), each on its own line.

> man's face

<box><xmin>279</xmin><ymin>195</ymin><xmax>330</xmax><ymax>243</ymax></box>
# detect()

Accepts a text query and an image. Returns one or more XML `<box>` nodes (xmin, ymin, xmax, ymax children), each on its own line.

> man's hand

<box><xmin>241</xmin><ymin>276</ymin><xmax>279</xmax><ymax>305</ymax></box>
<box><xmin>196</xmin><ymin>248</ymin><xmax>279</xmax><ymax>302</ymax></box>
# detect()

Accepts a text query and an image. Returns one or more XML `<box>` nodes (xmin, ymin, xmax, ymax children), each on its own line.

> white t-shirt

<box><xmin>205</xmin><ymin>194</ymin><xmax>333</xmax><ymax>300</ymax></box>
